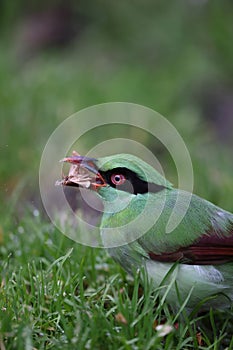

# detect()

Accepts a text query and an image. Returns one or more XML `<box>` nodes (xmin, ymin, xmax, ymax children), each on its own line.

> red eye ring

<box><xmin>111</xmin><ymin>174</ymin><xmax>126</xmax><ymax>185</ymax></box>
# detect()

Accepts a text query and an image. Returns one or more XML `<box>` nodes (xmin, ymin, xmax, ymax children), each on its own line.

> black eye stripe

<box><xmin>99</xmin><ymin>167</ymin><xmax>166</xmax><ymax>195</ymax></box>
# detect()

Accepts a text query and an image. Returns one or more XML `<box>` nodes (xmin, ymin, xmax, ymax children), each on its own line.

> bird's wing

<box><xmin>148</xmin><ymin>232</ymin><xmax>233</xmax><ymax>265</ymax></box>
<box><xmin>139</xmin><ymin>191</ymin><xmax>233</xmax><ymax>265</ymax></box>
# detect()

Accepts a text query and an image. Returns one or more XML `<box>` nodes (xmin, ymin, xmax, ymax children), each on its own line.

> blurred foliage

<box><xmin>0</xmin><ymin>0</ymin><xmax>233</xmax><ymax>217</ymax></box>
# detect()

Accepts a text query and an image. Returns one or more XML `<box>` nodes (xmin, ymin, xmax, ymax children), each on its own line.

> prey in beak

<box><xmin>56</xmin><ymin>151</ymin><xmax>106</xmax><ymax>190</ymax></box>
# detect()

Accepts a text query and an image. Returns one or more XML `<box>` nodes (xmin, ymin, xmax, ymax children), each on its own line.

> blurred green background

<box><xmin>1</xmin><ymin>0</ymin><xmax>233</xmax><ymax>218</ymax></box>
<box><xmin>0</xmin><ymin>2</ymin><xmax>233</xmax><ymax>348</ymax></box>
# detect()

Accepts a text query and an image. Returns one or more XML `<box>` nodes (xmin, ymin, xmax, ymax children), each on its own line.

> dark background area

<box><xmin>1</xmin><ymin>0</ymin><xmax>233</xmax><ymax>217</ymax></box>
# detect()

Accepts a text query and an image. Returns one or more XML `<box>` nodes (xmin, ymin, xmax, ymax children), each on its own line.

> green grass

<box><xmin>0</xmin><ymin>208</ymin><xmax>233</xmax><ymax>349</ymax></box>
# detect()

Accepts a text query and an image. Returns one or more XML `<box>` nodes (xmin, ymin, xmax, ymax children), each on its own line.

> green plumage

<box><xmin>96</xmin><ymin>154</ymin><xmax>233</xmax><ymax>309</ymax></box>
<box><xmin>62</xmin><ymin>153</ymin><xmax>233</xmax><ymax>310</ymax></box>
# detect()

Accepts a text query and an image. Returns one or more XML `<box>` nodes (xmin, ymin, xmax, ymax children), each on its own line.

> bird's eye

<box><xmin>111</xmin><ymin>174</ymin><xmax>126</xmax><ymax>185</ymax></box>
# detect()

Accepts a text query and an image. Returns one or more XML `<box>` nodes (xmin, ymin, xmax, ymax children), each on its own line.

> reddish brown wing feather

<box><xmin>149</xmin><ymin>229</ymin><xmax>233</xmax><ymax>265</ymax></box>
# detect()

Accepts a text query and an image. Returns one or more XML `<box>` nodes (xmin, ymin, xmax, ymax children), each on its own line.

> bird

<box><xmin>58</xmin><ymin>152</ymin><xmax>233</xmax><ymax>310</ymax></box>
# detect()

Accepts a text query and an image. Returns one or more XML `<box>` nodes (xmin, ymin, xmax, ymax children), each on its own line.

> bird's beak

<box><xmin>56</xmin><ymin>151</ymin><xmax>107</xmax><ymax>191</ymax></box>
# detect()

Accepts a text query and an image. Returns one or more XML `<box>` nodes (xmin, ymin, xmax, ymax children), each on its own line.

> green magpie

<box><xmin>58</xmin><ymin>152</ymin><xmax>233</xmax><ymax>310</ymax></box>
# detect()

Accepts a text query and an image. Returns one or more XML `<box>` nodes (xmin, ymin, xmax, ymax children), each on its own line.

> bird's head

<box><xmin>58</xmin><ymin>152</ymin><xmax>172</xmax><ymax>246</ymax></box>
<box><xmin>58</xmin><ymin>152</ymin><xmax>172</xmax><ymax>203</ymax></box>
